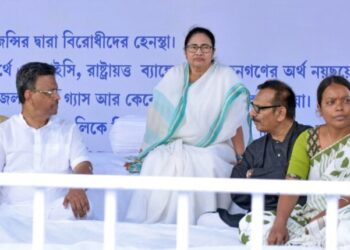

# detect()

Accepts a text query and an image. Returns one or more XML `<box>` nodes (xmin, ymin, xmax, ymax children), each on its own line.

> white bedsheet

<box><xmin>0</xmin><ymin>216</ymin><xmax>324</xmax><ymax>250</ymax></box>
<box><xmin>0</xmin><ymin>210</ymin><xmax>237</xmax><ymax>248</ymax></box>
<box><xmin>0</xmin><ymin>244</ymin><xmax>325</xmax><ymax>250</ymax></box>
<box><xmin>0</xmin><ymin>152</ymin><xmax>325</xmax><ymax>250</ymax></box>
<box><xmin>81</xmin><ymin>153</ymin><xmax>324</xmax><ymax>250</ymax></box>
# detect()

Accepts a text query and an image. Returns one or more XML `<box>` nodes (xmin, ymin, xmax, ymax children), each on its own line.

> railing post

<box><xmin>104</xmin><ymin>189</ymin><xmax>117</xmax><ymax>250</ymax></box>
<box><xmin>176</xmin><ymin>191</ymin><xmax>189</xmax><ymax>250</ymax></box>
<box><xmin>32</xmin><ymin>188</ymin><xmax>45</xmax><ymax>250</ymax></box>
<box><xmin>250</xmin><ymin>193</ymin><xmax>264</xmax><ymax>250</ymax></box>
<box><xmin>325</xmin><ymin>195</ymin><xmax>338</xmax><ymax>250</ymax></box>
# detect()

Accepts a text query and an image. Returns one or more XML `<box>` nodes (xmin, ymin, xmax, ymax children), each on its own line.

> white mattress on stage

<box><xmin>0</xmin><ymin>152</ymin><xmax>325</xmax><ymax>250</ymax></box>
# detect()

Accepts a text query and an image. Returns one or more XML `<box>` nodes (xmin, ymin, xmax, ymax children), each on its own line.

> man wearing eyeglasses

<box><xmin>0</xmin><ymin>62</ymin><xmax>93</xmax><ymax>220</ymax></box>
<box><xmin>198</xmin><ymin>79</ymin><xmax>309</xmax><ymax>228</ymax></box>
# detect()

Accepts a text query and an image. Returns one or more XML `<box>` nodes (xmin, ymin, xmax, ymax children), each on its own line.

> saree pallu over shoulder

<box><xmin>310</xmin><ymin>133</ymin><xmax>350</xmax><ymax>174</ymax></box>
<box><xmin>305</xmin><ymin>133</ymin><xmax>350</xmax><ymax>214</ymax></box>
<box><xmin>286</xmin><ymin>133</ymin><xmax>350</xmax><ymax>247</ymax></box>
<box><xmin>128</xmin><ymin>63</ymin><xmax>251</xmax><ymax>173</ymax></box>
<box><xmin>195</xmin><ymin>83</ymin><xmax>251</xmax><ymax>147</ymax></box>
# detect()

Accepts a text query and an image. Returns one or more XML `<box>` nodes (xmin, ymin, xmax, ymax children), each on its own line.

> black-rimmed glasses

<box><xmin>185</xmin><ymin>44</ymin><xmax>213</xmax><ymax>53</ymax></box>
<box><xmin>32</xmin><ymin>88</ymin><xmax>61</xmax><ymax>97</ymax></box>
<box><xmin>250</xmin><ymin>102</ymin><xmax>281</xmax><ymax>113</ymax></box>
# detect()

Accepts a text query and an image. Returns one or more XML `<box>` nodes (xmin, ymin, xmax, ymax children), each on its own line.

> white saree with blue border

<box><xmin>126</xmin><ymin>63</ymin><xmax>250</xmax><ymax>224</ymax></box>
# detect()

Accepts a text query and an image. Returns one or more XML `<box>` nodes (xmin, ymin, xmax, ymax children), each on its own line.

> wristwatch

<box><xmin>236</xmin><ymin>153</ymin><xmax>243</xmax><ymax>163</ymax></box>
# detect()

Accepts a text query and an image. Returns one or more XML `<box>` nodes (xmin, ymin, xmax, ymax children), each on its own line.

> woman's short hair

<box><xmin>184</xmin><ymin>26</ymin><xmax>215</xmax><ymax>49</ymax></box>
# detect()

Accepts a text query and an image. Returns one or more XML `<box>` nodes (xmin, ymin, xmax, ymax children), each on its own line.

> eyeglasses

<box><xmin>250</xmin><ymin>102</ymin><xmax>281</xmax><ymax>113</ymax></box>
<box><xmin>32</xmin><ymin>88</ymin><xmax>61</xmax><ymax>97</ymax></box>
<box><xmin>185</xmin><ymin>44</ymin><xmax>213</xmax><ymax>53</ymax></box>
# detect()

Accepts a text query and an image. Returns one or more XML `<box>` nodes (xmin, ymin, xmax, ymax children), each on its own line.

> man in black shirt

<box><xmin>199</xmin><ymin>80</ymin><xmax>310</xmax><ymax>227</ymax></box>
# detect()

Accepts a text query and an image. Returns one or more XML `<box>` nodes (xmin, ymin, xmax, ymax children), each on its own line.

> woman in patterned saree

<box><xmin>239</xmin><ymin>75</ymin><xmax>350</xmax><ymax>247</ymax></box>
<box><xmin>125</xmin><ymin>27</ymin><xmax>250</xmax><ymax>224</ymax></box>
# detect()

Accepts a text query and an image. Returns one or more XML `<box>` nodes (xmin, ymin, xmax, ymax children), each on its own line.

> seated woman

<box><xmin>239</xmin><ymin>75</ymin><xmax>350</xmax><ymax>247</ymax></box>
<box><xmin>125</xmin><ymin>27</ymin><xmax>251</xmax><ymax>224</ymax></box>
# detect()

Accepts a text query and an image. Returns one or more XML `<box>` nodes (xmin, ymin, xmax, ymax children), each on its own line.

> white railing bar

<box><xmin>325</xmin><ymin>195</ymin><xmax>338</xmax><ymax>250</ymax></box>
<box><xmin>250</xmin><ymin>194</ymin><xmax>264</xmax><ymax>250</ymax></box>
<box><xmin>104</xmin><ymin>190</ymin><xmax>117</xmax><ymax>250</ymax></box>
<box><xmin>176</xmin><ymin>192</ymin><xmax>189</xmax><ymax>250</ymax></box>
<box><xmin>32</xmin><ymin>188</ymin><xmax>45</xmax><ymax>250</ymax></box>
<box><xmin>0</xmin><ymin>174</ymin><xmax>350</xmax><ymax>196</ymax></box>
<box><xmin>2</xmin><ymin>174</ymin><xmax>349</xmax><ymax>249</ymax></box>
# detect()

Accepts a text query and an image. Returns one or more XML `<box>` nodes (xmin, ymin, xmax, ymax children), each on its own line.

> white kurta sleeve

<box><xmin>69</xmin><ymin>125</ymin><xmax>90</xmax><ymax>170</ymax></box>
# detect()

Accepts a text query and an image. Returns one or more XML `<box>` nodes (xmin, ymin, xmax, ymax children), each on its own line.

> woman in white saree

<box><xmin>125</xmin><ymin>27</ymin><xmax>251</xmax><ymax>224</ymax></box>
<box><xmin>239</xmin><ymin>75</ymin><xmax>350</xmax><ymax>247</ymax></box>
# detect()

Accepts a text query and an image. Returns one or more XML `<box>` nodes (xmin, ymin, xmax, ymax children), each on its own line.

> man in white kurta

<box><xmin>0</xmin><ymin>62</ymin><xmax>93</xmax><ymax>219</ymax></box>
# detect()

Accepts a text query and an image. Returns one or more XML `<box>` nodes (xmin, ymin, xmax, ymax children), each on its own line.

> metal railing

<box><xmin>0</xmin><ymin>173</ymin><xmax>346</xmax><ymax>250</ymax></box>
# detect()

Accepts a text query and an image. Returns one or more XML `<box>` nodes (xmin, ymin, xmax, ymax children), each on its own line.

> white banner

<box><xmin>0</xmin><ymin>0</ymin><xmax>348</xmax><ymax>151</ymax></box>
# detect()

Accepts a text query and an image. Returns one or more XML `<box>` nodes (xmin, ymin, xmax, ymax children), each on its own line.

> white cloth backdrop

<box><xmin>0</xmin><ymin>0</ymin><xmax>348</xmax><ymax>152</ymax></box>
